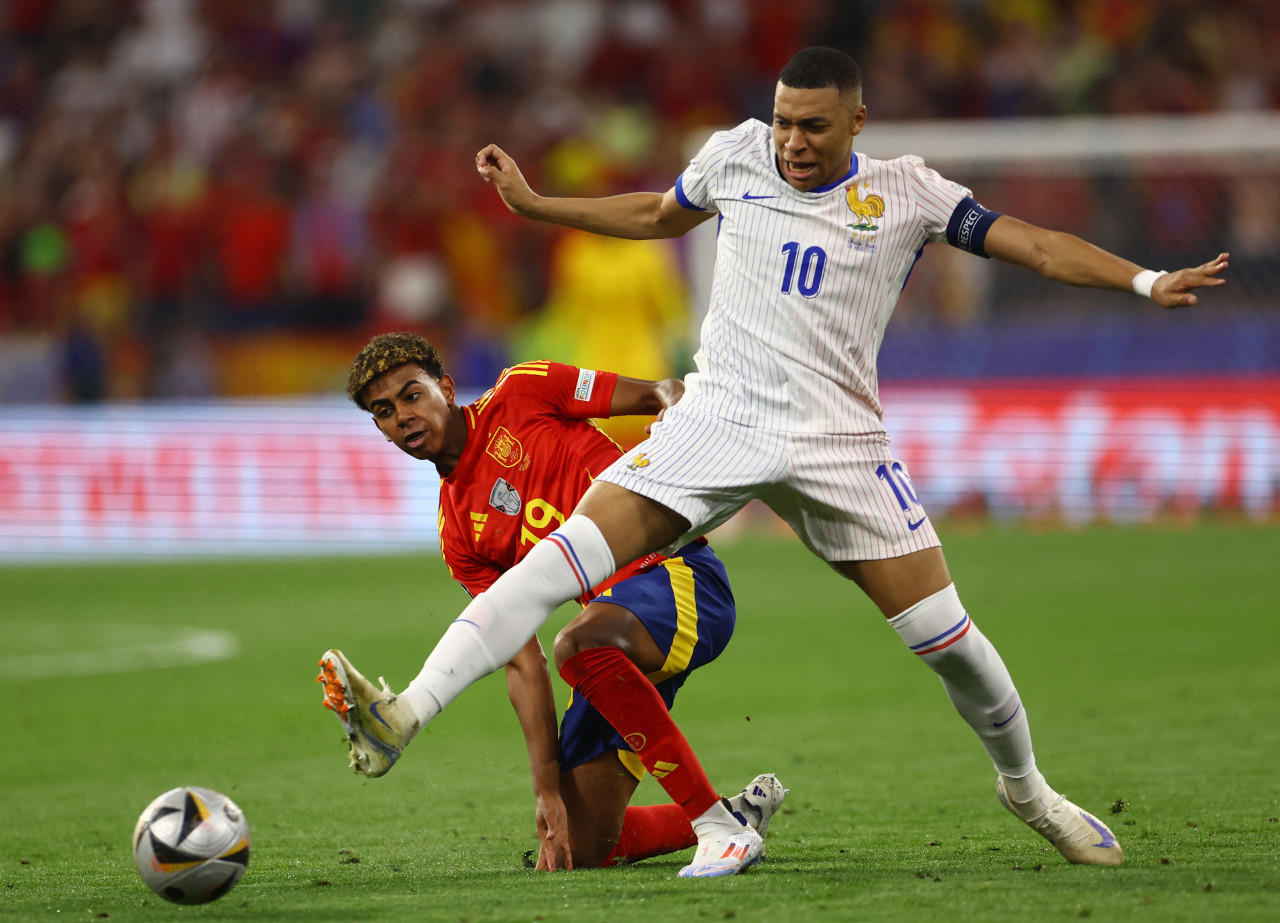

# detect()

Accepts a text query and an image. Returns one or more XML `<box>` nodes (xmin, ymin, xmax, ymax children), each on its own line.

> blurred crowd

<box><xmin>1</xmin><ymin>0</ymin><xmax>1279</xmax><ymax>402</ymax></box>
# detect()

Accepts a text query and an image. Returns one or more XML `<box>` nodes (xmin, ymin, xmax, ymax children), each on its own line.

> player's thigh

<box><xmin>588</xmin><ymin>542</ymin><xmax>736</xmax><ymax>684</ymax></box>
<box><xmin>556</xmin><ymin>601</ymin><xmax>667</xmax><ymax>673</ymax></box>
<box><xmin>832</xmin><ymin>546</ymin><xmax>952</xmax><ymax>618</ymax></box>
<box><xmin>595</xmin><ymin>406</ymin><xmax>787</xmax><ymax>549</ymax></box>
<box><xmin>769</xmin><ymin>432</ymin><xmax>943</xmax><ymax>567</ymax></box>
<box><xmin>574</xmin><ymin>482</ymin><xmax>690</xmax><ymax>568</ymax></box>
<box><xmin>560</xmin><ymin>753</ymin><xmax>640</xmax><ymax>868</ymax></box>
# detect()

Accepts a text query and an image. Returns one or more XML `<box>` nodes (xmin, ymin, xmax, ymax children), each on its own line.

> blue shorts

<box><xmin>557</xmin><ymin>540</ymin><xmax>736</xmax><ymax>779</ymax></box>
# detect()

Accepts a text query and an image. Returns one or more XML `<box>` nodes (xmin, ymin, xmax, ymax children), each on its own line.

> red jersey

<box><xmin>438</xmin><ymin>361</ymin><xmax>661</xmax><ymax>603</ymax></box>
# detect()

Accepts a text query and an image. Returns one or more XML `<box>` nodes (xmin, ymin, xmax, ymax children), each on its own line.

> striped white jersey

<box><xmin>675</xmin><ymin>118</ymin><xmax>974</xmax><ymax>434</ymax></box>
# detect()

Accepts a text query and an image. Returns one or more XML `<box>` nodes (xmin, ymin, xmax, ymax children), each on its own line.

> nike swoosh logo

<box><xmin>993</xmin><ymin>703</ymin><xmax>1021</xmax><ymax>728</ymax></box>
<box><xmin>1080</xmin><ymin>811</ymin><xmax>1118</xmax><ymax>848</ymax></box>
<box><xmin>908</xmin><ymin>516</ymin><xmax>926</xmax><ymax>530</ymax></box>
<box><xmin>368</xmin><ymin>701</ymin><xmax>393</xmax><ymax>731</ymax></box>
<box><xmin>741</xmin><ymin>193</ymin><xmax>777</xmax><ymax>200</ymax></box>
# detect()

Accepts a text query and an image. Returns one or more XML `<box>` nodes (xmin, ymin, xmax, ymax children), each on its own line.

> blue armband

<box><xmin>946</xmin><ymin>196</ymin><xmax>1002</xmax><ymax>258</ymax></box>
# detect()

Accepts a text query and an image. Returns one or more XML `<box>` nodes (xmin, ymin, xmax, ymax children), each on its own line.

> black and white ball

<box><xmin>131</xmin><ymin>786</ymin><xmax>250</xmax><ymax>905</ymax></box>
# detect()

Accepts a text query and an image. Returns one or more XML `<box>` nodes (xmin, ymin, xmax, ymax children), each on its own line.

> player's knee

<box><xmin>568</xmin><ymin>836</ymin><xmax>615</xmax><ymax>869</ymax></box>
<box><xmin>553</xmin><ymin>624</ymin><xmax>618</xmax><ymax>670</ymax></box>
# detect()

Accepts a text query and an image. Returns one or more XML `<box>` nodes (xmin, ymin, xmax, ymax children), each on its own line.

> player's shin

<box><xmin>400</xmin><ymin>516</ymin><xmax>616</xmax><ymax>725</ymax></box>
<box><xmin>559</xmin><ymin>647</ymin><xmax>720</xmax><ymax>820</ymax></box>
<box><xmin>887</xmin><ymin>583</ymin><xmax>1037</xmax><ymax>779</ymax></box>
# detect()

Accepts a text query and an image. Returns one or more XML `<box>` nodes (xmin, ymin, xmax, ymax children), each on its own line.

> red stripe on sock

<box><xmin>548</xmin><ymin>534</ymin><xmax>589</xmax><ymax>595</ymax></box>
<box><xmin>560</xmin><ymin>647</ymin><xmax>719</xmax><ymax>820</ymax></box>
<box><xmin>915</xmin><ymin>618</ymin><xmax>972</xmax><ymax>655</ymax></box>
<box><xmin>602</xmin><ymin>804</ymin><xmax>697</xmax><ymax>866</ymax></box>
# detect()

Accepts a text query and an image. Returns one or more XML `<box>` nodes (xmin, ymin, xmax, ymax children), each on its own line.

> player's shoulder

<box><xmin>857</xmin><ymin>152</ymin><xmax>928</xmax><ymax>175</ymax></box>
<box><xmin>705</xmin><ymin>118</ymin><xmax>768</xmax><ymax>142</ymax></box>
<box><xmin>857</xmin><ymin>152</ymin><xmax>968</xmax><ymax>194</ymax></box>
<box><xmin>483</xmin><ymin>360</ymin><xmax>557</xmax><ymax>399</ymax></box>
<box><xmin>697</xmin><ymin>119</ymin><xmax>771</xmax><ymax>162</ymax></box>
<box><xmin>472</xmin><ymin>359</ymin><xmax>585</xmax><ymax>422</ymax></box>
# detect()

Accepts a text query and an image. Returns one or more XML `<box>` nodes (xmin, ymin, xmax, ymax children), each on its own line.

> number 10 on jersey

<box><xmin>877</xmin><ymin>461</ymin><xmax>927</xmax><ymax>530</ymax></box>
<box><xmin>780</xmin><ymin>242</ymin><xmax>827</xmax><ymax>298</ymax></box>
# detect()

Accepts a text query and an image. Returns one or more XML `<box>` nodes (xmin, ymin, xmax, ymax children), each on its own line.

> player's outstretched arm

<box><xmin>984</xmin><ymin>215</ymin><xmax>1228</xmax><ymax>308</ymax></box>
<box><xmin>608</xmin><ymin>375</ymin><xmax>685</xmax><ymax>418</ymax></box>
<box><xmin>476</xmin><ymin>143</ymin><xmax>712</xmax><ymax>240</ymax></box>
<box><xmin>505</xmin><ymin>637</ymin><xmax>574</xmax><ymax>871</ymax></box>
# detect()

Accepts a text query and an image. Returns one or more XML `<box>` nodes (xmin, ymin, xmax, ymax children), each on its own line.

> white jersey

<box><xmin>675</xmin><ymin>118</ymin><xmax>974</xmax><ymax>434</ymax></box>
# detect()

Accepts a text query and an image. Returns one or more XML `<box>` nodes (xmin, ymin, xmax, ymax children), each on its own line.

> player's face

<box><xmin>772</xmin><ymin>83</ymin><xmax>866</xmax><ymax>191</ymax></box>
<box><xmin>364</xmin><ymin>364</ymin><xmax>459</xmax><ymax>464</ymax></box>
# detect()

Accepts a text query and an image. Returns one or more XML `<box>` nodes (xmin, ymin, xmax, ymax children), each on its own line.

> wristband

<box><xmin>1131</xmin><ymin>269</ymin><xmax>1168</xmax><ymax>299</ymax></box>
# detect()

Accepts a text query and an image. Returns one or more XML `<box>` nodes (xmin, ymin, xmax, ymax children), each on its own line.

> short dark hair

<box><xmin>346</xmin><ymin>332</ymin><xmax>445</xmax><ymax>410</ymax></box>
<box><xmin>778</xmin><ymin>47</ymin><xmax>861</xmax><ymax>95</ymax></box>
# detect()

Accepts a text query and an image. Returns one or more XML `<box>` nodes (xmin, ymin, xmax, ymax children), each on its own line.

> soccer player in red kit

<box><xmin>319</xmin><ymin>332</ymin><xmax>785</xmax><ymax>875</ymax></box>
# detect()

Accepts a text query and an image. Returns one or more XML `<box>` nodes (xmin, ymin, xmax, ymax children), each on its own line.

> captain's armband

<box><xmin>946</xmin><ymin>197</ymin><xmax>1002</xmax><ymax>258</ymax></box>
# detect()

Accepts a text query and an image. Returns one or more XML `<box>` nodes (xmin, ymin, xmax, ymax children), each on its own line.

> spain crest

<box><xmin>486</xmin><ymin>426</ymin><xmax>523</xmax><ymax>468</ymax></box>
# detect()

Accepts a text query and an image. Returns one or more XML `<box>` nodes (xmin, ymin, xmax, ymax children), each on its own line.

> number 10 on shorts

<box><xmin>877</xmin><ymin>461</ymin><xmax>927</xmax><ymax>530</ymax></box>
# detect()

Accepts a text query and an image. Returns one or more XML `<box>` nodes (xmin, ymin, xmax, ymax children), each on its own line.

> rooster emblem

<box><xmin>845</xmin><ymin>185</ymin><xmax>885</xmax><ymax>231</ymax></box>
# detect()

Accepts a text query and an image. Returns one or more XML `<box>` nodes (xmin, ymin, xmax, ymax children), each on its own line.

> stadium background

<box><xmin>1</xmin><ymin>0</ymin><xmax>1278</xmax><ymax>560</ymax></box>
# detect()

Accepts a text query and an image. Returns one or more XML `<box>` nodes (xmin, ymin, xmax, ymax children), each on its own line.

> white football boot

<box><xmin>678</xmin><ymin>798</ymin><xmax>763</xmax><ymax>878</ymax></box>
<box><xmin>996</xmin><ymin>776</ymin><xmax>1124</xmax><ymax>866</ymax></box>
<box><xmin>727</xmin><ymin>773</ymin><xmax>789</xmax><ymax>857</ymax></box>
<box><xmin>317</xmin><ymin>649</ymin><xmax>419</xmax><ymax>778</ymax></box>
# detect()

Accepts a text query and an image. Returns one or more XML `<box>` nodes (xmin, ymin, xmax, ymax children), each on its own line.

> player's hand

<box><xmin>476</xmin><ymin>143</ymin><xmax>539</xmax><ymax>216</ymax></box>
<box><xmin>645</xmin><ymin>377</ymin><xmax>686</xmax><ymax>434</ymax></box>
<box><xmin>1151</xmin><ymin>252</ymin><xmax>1229</xmax><ymax>309</ymax></box>
<box><xmin>534</xmin><ymin>794</ymin><xmax>574</xmax><ymax>872</ymax></box>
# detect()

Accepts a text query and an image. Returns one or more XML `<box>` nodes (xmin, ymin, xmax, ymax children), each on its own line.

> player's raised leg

<box><xmin>841</xmin><ymin>548</ymin><xmax>1123</xmax><ymax>866</ymax></box>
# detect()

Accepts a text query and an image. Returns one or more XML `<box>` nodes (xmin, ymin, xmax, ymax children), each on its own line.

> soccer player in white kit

<box><xmin>325</xmin><ymin>47</ymin><xmax>1230</xmax><ymax>877</ymax></box>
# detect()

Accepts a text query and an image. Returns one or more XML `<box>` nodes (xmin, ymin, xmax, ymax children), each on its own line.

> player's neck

<box><xmin>432</xmin><ymin>406</ymin><xmax>470</xmax><ymax>478</ymax></box>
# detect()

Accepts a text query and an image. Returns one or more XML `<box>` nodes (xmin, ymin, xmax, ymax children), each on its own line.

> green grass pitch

<box><xmin>4</xmin><ymin>522</ymin><xmax>1278</xmax><ymax>921</ymax></box>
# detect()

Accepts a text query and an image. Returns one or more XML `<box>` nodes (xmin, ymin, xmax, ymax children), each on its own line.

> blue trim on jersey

<box><xmin>769</xmin><ymin>153</ymin><xmax>858</xmax><ymax>194</ymax></box>
<box><xmin>674</xmin><ymin>173</ymin><xmax>707</xmax><ymax>211</ymax></box>
<box><xmin>946</xmin><ymin>196</ymin><xmax>1002</xmax><ymax>258</ymax></box>
<box><xmin>900</xmin><ymin>242</ymin><xmax>927</xmax><ymax>293</ymax></box>
<box><xmin>808</xmin><ymin>153</ymin><xmax>859</xmax><ymax>194</ymax></box>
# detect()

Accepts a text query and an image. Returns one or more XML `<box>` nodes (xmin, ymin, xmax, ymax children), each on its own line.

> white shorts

<box><xmin>598</xmin><ymin>402</ymin><xmax>941</xmax><ymax>563</ymax></box>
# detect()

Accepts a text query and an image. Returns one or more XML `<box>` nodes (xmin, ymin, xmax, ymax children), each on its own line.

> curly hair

<box><xmin>346</xmin><ymin>332</ymin><xmax>445</xmax><ymax>410</ymax></box>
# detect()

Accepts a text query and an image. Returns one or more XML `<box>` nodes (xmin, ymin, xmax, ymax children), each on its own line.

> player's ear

<box><xmin>438</xmin><ymin>373</ymin><xmax>457</xmax><ymax>405</ymax></box>
<box><xmin>850</xmin><ymin>102</ymin><xmax>867</xmax><ymax>137</ymax></box>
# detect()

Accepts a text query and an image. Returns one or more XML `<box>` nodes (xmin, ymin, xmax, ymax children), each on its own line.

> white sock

<box><xmin>691</xmin><ymin>798</ymin><xmax>741</xmax><ymax>836</ymax></box>
<box><xmin>1001</xmin><ymin>767</ymin><xmax>1049</xmax><ymax>812</ymax></box>
<box><xmin>401</xmin><ymin>516</ymin><xmax>616</xmax><ymax>724</ymax></box>
<box><xmin>888</xmin><ymin>583</ymin><xmax>1037</xmax><ymax>778</ymax></box>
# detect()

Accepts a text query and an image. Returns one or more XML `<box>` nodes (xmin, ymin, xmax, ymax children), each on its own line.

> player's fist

<box><xmin>476</xmin><ymin>143</ymin><xmax>538</xmax><ymax>216</ymax></box>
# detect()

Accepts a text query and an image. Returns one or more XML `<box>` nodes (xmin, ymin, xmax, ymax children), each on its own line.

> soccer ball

<box><xmin>131</xmin><ymin>786</ymin><xmax>251</xmax><ymax>905</ymax></box>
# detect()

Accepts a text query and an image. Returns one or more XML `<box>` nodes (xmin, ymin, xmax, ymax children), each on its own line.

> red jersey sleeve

<box><xmin>480</xmin><ymin>361</ymin><xmax>618</xmax><ymax>420</ymax></box>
